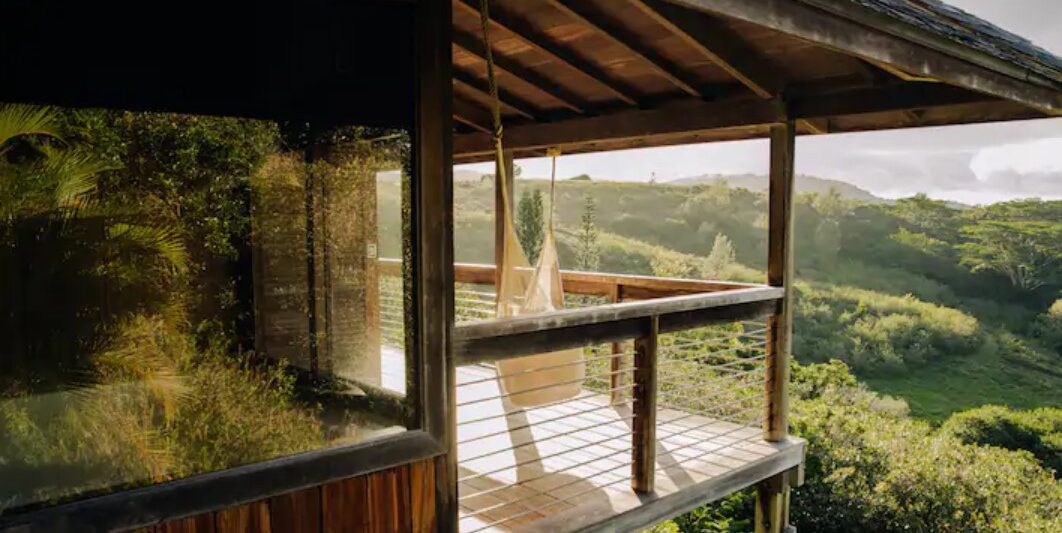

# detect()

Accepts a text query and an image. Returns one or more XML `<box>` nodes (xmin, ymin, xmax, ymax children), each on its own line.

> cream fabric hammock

<box><xmin>478</xmin><ymin>0</ymin><xmax>585</xmax><ymax>407</ymax></box>
<box><xmin>494</xmin><ymin>152</ymin><xmax>585</xmax><ymax>407</ymax></box>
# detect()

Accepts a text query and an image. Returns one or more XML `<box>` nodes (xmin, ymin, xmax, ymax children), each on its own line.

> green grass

<box><xmin>861</xmin><ymin>335</ymin><xmax>1062</xmax><ymax>423</ymax></box>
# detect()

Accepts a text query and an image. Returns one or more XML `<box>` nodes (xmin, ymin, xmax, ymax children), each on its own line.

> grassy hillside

<box><xmin>669</xmin><ymin>173</ymin><xmax>884</xmax><ymax>203</ymax></box>
<box><xmin>425</xmin><ymin>177</ymin><xmax>1062</xmax><ymax>421</ymax></box>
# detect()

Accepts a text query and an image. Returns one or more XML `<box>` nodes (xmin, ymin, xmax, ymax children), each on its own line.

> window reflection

<box><xmin>0</xmin><ymin>104</ymin><xmax>411</xmax><ymax>513</ymax></box>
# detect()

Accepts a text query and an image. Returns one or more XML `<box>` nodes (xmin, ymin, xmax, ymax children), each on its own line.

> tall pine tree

<box><xmin>575</xmin><ymin>193</ymin><xmax>601</xmax><ymax>271</ymax></box>
<box><xmin>516</xmin><ymin>189</ymin><xmax>545</xmax><ymax>264</ymax></box>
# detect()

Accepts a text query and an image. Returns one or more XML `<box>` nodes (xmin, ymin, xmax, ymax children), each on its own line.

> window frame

<box><xmin>0</xmin><ymin>0</ymin><xmax>454</xmax><ymax>529</ymax></box>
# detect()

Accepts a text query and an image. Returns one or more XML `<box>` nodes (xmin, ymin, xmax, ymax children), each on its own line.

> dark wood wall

<box><xmin>129</xmin><ymin>459</ymin><xmax>437</xmax><ymax>533</ymax></box>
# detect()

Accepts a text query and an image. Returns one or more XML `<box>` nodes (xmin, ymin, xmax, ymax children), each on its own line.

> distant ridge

<box><xmin>669</xmin><ymin>173</ymin><xmax>884</xmax><ymax>203</ymax></box>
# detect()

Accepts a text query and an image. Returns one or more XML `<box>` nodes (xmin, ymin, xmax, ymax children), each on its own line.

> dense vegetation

<box><xmin>0</xmin><ymin>105</ymin><xmax>394</xmax><ymax>512</ymax></box>
<box><xmin>441</xmin><ymin>173</ymin><xmax>1061</xmax><ymax>532</ymax></box>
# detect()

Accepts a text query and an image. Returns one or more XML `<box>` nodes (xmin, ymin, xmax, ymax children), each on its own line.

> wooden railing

<box><xmin>379</xmin><ymin>258</ymin><xmax>759</xmax><ymax>299</ymax></box>
<box><xmin>378</xmin><ymin>259</ymin><xmax>784</xmax><ymax>506</ymax></box>
<box><xmin>375</xmin><ymin>259</ymin><xmax>790</xmax><ymax>528</ymax></box>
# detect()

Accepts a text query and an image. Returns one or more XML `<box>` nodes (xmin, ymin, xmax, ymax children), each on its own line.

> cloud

<box><xmin>969</xmin><ymin>137</ymin><xmax>1062</xmax><ymax>182</ymax></box>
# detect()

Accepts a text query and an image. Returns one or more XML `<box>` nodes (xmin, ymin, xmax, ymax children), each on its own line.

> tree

<box><xmin>890</xmin><ymin>193</ymin><xmax>961</xmax><ymax>243</ymax></box>
<box><xmin>0</xmin><ymin>105</ymin><xmax>188</xmax><ymax>393</ymax></box>
<box><xmin>957</xmin><ymin>219</ymin><xmax>1061</xmax><ymax>291</ymax></box>
<box><xmin>702</xmin><ymin>233</ymin><xmax>735</xmax><ymax>278</ymax></box>
<box><xmin>515</xmin><ymin>189</ymin><xmax>545</xmax><ymax>263</ymax></box>
<box><xmin>575</xmin><ymin>193</ymin><xmax>600</xmax><ymax>271</ymax></box>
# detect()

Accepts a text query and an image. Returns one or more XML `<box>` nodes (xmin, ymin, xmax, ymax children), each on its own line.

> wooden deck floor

<box><xmin>453</xmin><ymin>365</ymin><xmax>803</xmax><ymax>533</ymax></box>
<box><xmin>377</xmin><ymin>346</ymin><xmax>802</xmax><ymax>532</ymax></box>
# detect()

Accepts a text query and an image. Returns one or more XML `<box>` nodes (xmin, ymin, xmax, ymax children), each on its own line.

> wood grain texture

<box><xmin>215</xmin><ymin>502</ymin><xmax>270</xmax><ymax>533</ymax></box>
<box><xmin>632</xmin><ymin>316</ymin><xmax>659</xmax><ymax>493</ymax></box>
<box><xmin>765</xmin><ymin>121</ymin><xmax>795</xmax><ymax>443</ymax></box>
<box><xmin>410</xmin><ymin>459</ymin><xmax>438</xmax><ymax>533</ymax></box>
<box><xmin>321</xmin><ymin>475</ymin><xmax>371</xmax><ymax>533</ymax></box>
<box><xmin>268</xmin><ymin>487</ymin><xmax>321</xmax><ymax>533</ymax></box>
<box><xmin>157</xmin><ymin>514</ymin><xmax>216</xmax><ymax>533</ymax></box>
<box><xmin>367</xmin><ymin>464</ymin><xmax>410</xmax><ymax>533</ymax></box>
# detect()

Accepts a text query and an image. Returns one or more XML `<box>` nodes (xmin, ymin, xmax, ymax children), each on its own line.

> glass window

<box><xmin>0</xmin><ymin>104</ymin><xmax>413</xmax><ymax>513</ymax></box>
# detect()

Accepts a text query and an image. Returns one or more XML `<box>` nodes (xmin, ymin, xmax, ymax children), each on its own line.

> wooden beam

<box><xmin>453</xmin><ymin>25</ymin><xmax>586</xmax><ymax>114</ymax></box>
<box><xmin>667</xmin><ymin>0</ymin><xmax>1062</xmax><ymax>114</ymax></box>
<box><xmin>800</xmin><ymin>118</ymin><xmax>830</xmax><ymax>134</ymax></box>
<box><xmin>453</xmin><ymin>288</ymin><xmax>781</xmax><ymax>365</ymax></box>
<box><xmin>609</xmin><ymin>285</ymin><xmax>629</xmax><ymax>405</ymax></box>
<box><xmin>452</xmin><ymin>96</ymin><xmax>493</xmax><ymax>134</ymax></box>
<box><xmin>452</xmin><ymin>68</ymin><xmax>536</xmax><ymax>120</ymax></box>
<box><xmin>632</xmin><ymin>316</ymin><xmax>659</xmax><ymax>494</ymax></box>
<box><xmin>765</xmin><ymin>122</ymin><xmax>794</xmax><ymax>443</ymax></box>
<box><xmin>629</xmin><ymin>0</ymin><xmax>827</xmax><ymax>135</ymax></box>
<box><xmin>799</xmin><ymin>0</ymin><xmax>1060</xmax><ymax>90</ymax></box>
<box><xmin>756</xmin><ymin>120</ymin><xmax>796</xmax><ymax>533</ymax></box>
<box><xmin>543</xmin><ymin>0</ymin><xmax>704</xmax><ymax>97</ymax></box>
<box><xmin>414</xmin><ymin>1</ymin><xmax>457</xmax><ymax>531</ymax></box>
<box><xmin>454</xmin><ymin>0</ymin><xmax>640</xmax><ymax>106</ymax></box>
<box><xmin>454</xmin><ymin>84</ymin><xmax>993</xmax><ymax>158</ymax></box>
<box><xmin>631</xmin><ymin>0</ymin><xmax>782</xmax><ymax>98</ymax></box>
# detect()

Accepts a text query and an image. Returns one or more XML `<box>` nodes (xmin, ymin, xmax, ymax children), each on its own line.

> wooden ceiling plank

<box><xmin>542</xmin><ymin>0</ymin><xmax>704</xmax><ymax>98</ymax></box>
<box><xmin>454</xmin><ymin>0</ymin><xmax>641</xmax><ymax>107</ymax></box>
<box><xmin>453</xmin><ymin>29</ymin><xmax>586</xmax><ymax>114</ymax></box>
<box><xmin>454</xmin><ymin>84</ymin><xmax>997</xmax><ymax>157</ymax></box>
<box><xmin>452</xmin><ymin>68</ymin><xmax>537</xmax><ymax>120</ymax></box>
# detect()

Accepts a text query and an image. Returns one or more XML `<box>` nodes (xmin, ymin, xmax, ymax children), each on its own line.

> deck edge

<box><xmin>523</xmin><ymin>437</ymin><xmax>806</xmax><ymax>533</ymax></box>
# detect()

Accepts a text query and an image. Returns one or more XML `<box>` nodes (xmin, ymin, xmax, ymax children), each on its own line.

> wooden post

<box><xmin>632</xmin><ymin>315</ymin><xmax>659</xmax><ymax>493</ymax></box>
<box><xmin>414</xmin><ymin>0</ymin><xmax>456</xmax><ymax>531</ymax></box>
<box><xmin>494</xmin><ymin>149</ymin><xmax>514</xmax><ymax>293</ymax></box>
<box><xmin>609</xmin><ymin>284</ymin><xmax>627</xmax><ymax>404</ymax></box>
<box><xmin>756</xmin><ymin>120</ymin><xmax>795</xmax><ymax>533</ymax></box>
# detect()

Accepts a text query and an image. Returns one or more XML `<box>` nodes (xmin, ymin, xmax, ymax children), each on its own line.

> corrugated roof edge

<box><xmin>800</xmin><ymin>0</ymin><xmax>1062</xmax><ymax>89</ymax></box>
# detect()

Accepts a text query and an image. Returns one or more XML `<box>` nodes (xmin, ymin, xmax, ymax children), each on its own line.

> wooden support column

<box><xmin>632</xmin><ymin>315</ymin><xmax>659</xmax><ymax>493</ymax></box>
<box><xmin>756</xmin><ymin>121</ymin><xmax>796</xmax><ymax>533</ymax></box>
<box><xmin>414</xmin><ymin>0</ymin><xmax>456</xmax><ymax>531</ymax></box>
<box><xmin>494</xmin><ymin>149</ymin><xmax>514</xmax><ymax>293</ymax></box>
<box><xmin>609</xmin><ymin>284</ymin><xmax>627</xmax><ymax>404</ymax></box>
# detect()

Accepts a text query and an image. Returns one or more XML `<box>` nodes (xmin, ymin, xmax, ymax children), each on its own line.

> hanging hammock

<box><xmin>478</xmin><ymin>0</ymin><xmax>585</xmax><ymax>407</ymax></box>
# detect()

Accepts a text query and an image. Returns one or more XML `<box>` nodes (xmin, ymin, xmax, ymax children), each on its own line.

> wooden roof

<box><xmin>452</xmin><ymin>0</ymin><xmax>1062</xmax><ymax>163</ymax></box>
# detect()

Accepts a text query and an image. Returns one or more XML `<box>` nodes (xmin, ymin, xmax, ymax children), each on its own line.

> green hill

<box><xmin>669</xmin><ymin>173</ymin><xmax>884</xmax><ymax>203</ymax></box>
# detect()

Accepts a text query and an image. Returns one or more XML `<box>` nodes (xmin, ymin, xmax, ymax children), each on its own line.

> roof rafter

<box><xmin>630</xmin><ymin>0</ymin><xmax>829</xmax><ymax>134</ymax></box>
<box><xmin>453</xmin><ymin>96</ymin><xmax>494</xmax><ymax>134</ymax></box>
<box><xmin>453</xmin><ymin>29</ymin><xmax>586</xmax><ymax>114</ymax></box>
<box><xmin>455</xmin><ymin>84</ymin><xmax>997</xmax><ymax>158</ymax></box>
<box><xmin>452</xmin><ymin>67</ymin><xmax>537</xmax><ymax>120</ymax></box>
<box><xmin>542</xmin><ymin>0</ymin><xmax>704</xmax><ymax>98</ymax></box>
<box><xmin>630</xmin><ymin>0</ymin><xmax>782</xmax><ymax>98</ymax></box>
<box><xmin>453</xmin><ymin>0</ymin><xmax>640</xmax><ymax>107</ymax></box>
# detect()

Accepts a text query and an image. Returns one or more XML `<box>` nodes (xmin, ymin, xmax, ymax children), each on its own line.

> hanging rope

<box><xmin>477</xmin><ymin>0</ymin><xmax>508</xmax><ymax>190</ymax></box>
<box><xmin>546</xmin><ymin>147</ymin><xmax>561</xmax><ymax>232</ymax></box>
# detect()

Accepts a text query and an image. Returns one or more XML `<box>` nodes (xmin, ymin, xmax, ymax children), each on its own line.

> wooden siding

<box><xmin>128</xmin><ymin>459</ymin><xmax>437</xmax><ymax>533</ymax></box>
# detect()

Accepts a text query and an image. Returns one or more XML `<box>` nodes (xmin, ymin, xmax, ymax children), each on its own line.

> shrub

<box><xmin>940</xmin><ymin>405</ymin><xmax>1062</xmax><ymax>477</ymax></box>
<box><xmin>1030</xmin><ymin>299</ymin><xmax>1062</xmax><ymax>353</ymax></box>
<box><xmin>792</xmin><ymin>284</ymin><xmax>982</xmax><ymax>374</ymax></box>
<box><xmin>791</xmin><ymin>383</ymin><xmax>1062</xmax><ymax>532</ymax></box>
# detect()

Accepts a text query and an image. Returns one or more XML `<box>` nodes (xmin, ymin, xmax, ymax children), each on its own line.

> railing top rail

<box><xmin>453</xmin><ymin>285</ymin><xmax>782</xmax><ymax>366</ymax></box>
<box><xmin>378</xmin><ymin>258</ymin><xmax>760</xmax><ymax>297</ymax></box>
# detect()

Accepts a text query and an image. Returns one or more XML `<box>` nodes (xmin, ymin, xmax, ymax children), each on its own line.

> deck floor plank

<box><xmin>377</xmin><ymin>347</ymin><xmax>800</xmax><ymax>532</ymax></box>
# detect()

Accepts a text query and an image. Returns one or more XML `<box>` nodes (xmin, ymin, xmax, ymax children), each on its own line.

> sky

<box><xmin>458</xmin><ymin>0</ymin><xmax>1062</xmax><ymax>205</ymax></box>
